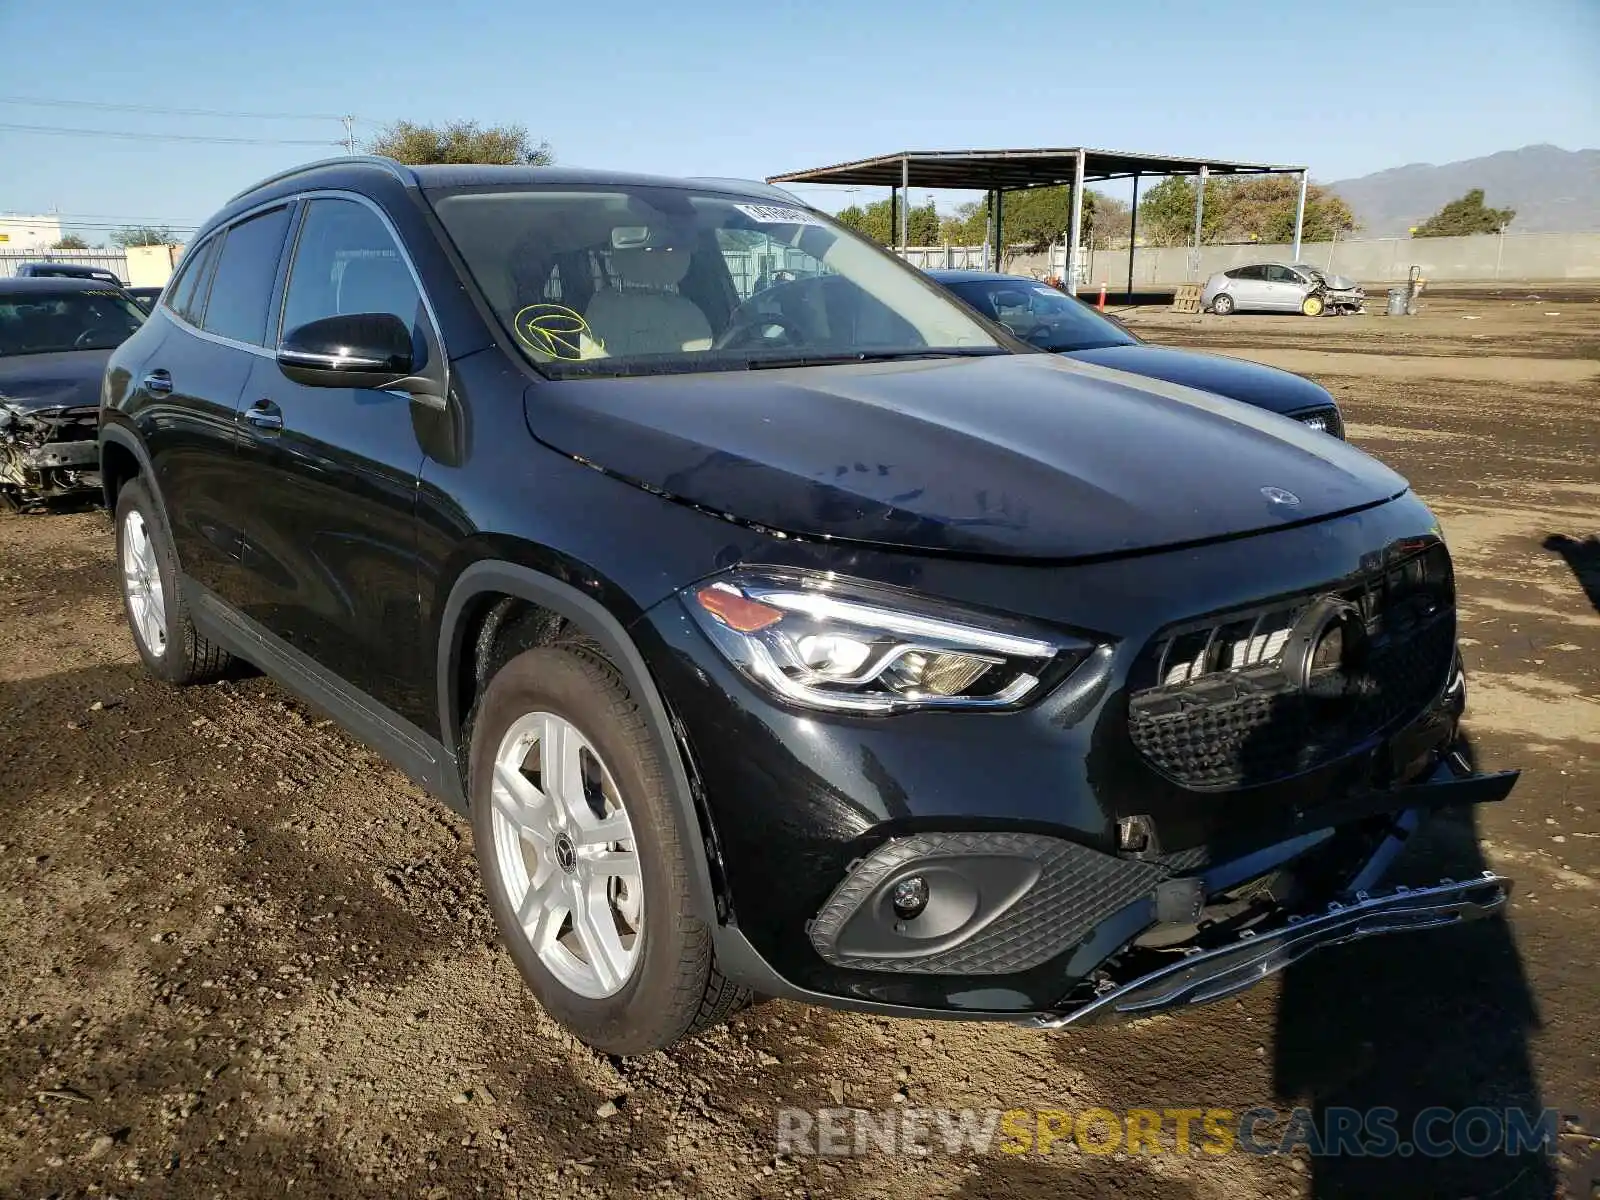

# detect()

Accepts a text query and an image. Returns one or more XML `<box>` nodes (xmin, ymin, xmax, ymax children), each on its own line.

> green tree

<box><xmin>111</xmin><ymin>225</ymin><xmax>175</xmax><ymax>248</ymax></box>
<box><xmin>1214</xmin><ymin>176</ymin><xmax>1357</xmax><ymax>244</ymax></box>
<box><xmin>368</xmin><ymin>120</ymin><xmax>553</xmax><ymax>166</ymax></box>
<box><xmin>1087</xmin><ymin>194</ymin><xmax>1131</xmax><ymax>248</ymax></box>
<box><xmin>1136</xmin><ymin>176</ymin><xmax>1356</xmax><ymax>246</ymax></box>
<box><xmin>51</xmin><ymin>234</ymin><xmax>89</xmax><ymax>250</ymax></box>
<box><xmin>835</xmin><ymin>198</ymin><xmax>939</xmax><ymax>246</ymax></box>
<box><xmin>936</xmin><ymin>188</ymin><xmax>1123</xmax><ymax>250</ymax></box>
<box><xmin>1136</xmin><ymin>176</ymin><xmax>1226</xmax><ymax>246</ymax></box>
<box><xmin>1412</xmin><ymin>189</ymin><xmax>1515</xmax><ymax>237</ymax></box>
<box><xmin>940</xmin><ymin>200</ymin><xmax>986</xmax><ymax>246</ymax></box>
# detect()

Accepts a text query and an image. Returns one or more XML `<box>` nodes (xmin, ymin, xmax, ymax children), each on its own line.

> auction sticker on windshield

<box><xmin>735</xmin><ymin>203</ymin><xmax>826</xmax><ymax>227</ymax></box>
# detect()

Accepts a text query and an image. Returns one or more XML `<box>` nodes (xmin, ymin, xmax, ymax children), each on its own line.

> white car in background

<box><xmin>1201</xmin><ymin>263</ymin><xmax>1365</xmax><ymax>316</ymax></box>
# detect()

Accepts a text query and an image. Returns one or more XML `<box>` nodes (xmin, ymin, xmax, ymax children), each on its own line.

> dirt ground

<box><xmin>2</xmin><ymin>294</ymin><xmax>1596</xmax><ymax>1200</ymax></box>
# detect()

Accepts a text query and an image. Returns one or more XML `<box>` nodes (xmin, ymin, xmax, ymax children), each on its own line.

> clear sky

<box><xmin>2</xmin><ymin>0</ymin><xmax>1596</xmax><ymax>240</ymax></box>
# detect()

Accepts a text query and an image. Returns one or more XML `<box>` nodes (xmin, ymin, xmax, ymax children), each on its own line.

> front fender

<box><xmin>435</xmin><ymin>560</ymin><xmax>722</xmax><ymax>926</ymax></box>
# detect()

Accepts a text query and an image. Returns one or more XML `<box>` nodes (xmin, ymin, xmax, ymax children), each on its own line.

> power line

<box><xmin>41</xmin><ymin>223</ymin><xmax>201</xmax><ymax>233</ymax></box>
<box><xmin>5</xmin><ymin>212</ymin><xmax>207</xmax><ymax>224</ymax></box>
<box><xmin>0</xmin><ymin>94</ymin><xmax>360</xmax><ymax>123</ymax></box>
<box><xmin>0</xmin><ymin>121</ymin><xmax>344</xmax><ymax>146</ymax></box>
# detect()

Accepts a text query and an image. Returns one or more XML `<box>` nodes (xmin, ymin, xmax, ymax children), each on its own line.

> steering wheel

<box><xmin>714</xmin><ymin>311</ymin><xmax>804</xmax><ymax>351</ymax></box>
<box><xmin>73</xmin><ymin>327</ymin><xmax>104</xmax><ymax>350</ymax></box>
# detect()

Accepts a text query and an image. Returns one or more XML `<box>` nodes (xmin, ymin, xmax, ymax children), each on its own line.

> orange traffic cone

<box><xmin>1096</xmin><ymin>283</ymin><xmax>1107</xmax><ymax>311</ymax></box>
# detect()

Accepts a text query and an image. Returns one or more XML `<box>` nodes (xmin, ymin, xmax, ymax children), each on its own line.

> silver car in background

<box><xmin>1201</xmin><ymin>262</ymin><xmax>1365</xmax><ymax>316</ymax></box>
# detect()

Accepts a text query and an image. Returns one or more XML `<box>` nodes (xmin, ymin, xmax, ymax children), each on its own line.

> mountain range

<box><xmin>1328</xmin><ymin>144</ymin><xmax>1599</xmax><ymax>236</ymax></box>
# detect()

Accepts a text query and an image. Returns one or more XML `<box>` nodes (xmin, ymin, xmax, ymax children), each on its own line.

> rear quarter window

<box><xmin>166</xmin><ymin>235</ymin><xmax>220</xmax><ymax>326</ymax></box>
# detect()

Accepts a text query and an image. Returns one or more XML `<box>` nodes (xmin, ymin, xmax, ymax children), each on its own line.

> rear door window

<box><xmin>201</xmin><ymin>206</ymin><xmax>292</xmax><ymax>346</ymax></box>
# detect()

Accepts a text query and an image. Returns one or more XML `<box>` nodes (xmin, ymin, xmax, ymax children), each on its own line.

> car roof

<box><xmin>0</xmin><ymin>275</ymin><xmax>130</xmax><ymax>297</ymax></box>
<box><xmin>18</xmin><ymin>261</ymin><xmax>116</xmax><ymax>274</ymax></box>
<box><xmin>209</xmin><ymin>156</ymin><xmax>810</xmax><ymax>244</ymax></box>
<box><xmin>228</xmin><ymin>155</ymin><xmax>801</xmax><ymax>205</ymax></box>
<box><xmin>924</xmin><ymin>269</ymin><xmax>1039</xmax><ymax>285</ymax></box>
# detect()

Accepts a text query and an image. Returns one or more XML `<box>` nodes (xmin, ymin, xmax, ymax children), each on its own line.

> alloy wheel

<box><xmin>122</xmin><ymin>509</ymin><xmax>167</xmax><ymax>658</ymax></box>
<box><xmin>488</xmin><ymin>711</ymin><xmax>643</xmax><ymax>998</ymax></box>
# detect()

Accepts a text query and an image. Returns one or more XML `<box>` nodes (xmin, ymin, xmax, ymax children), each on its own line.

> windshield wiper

<box><xmin>745</xmin><ymin>347</ymin><xmax>1007</xmax><ymax>370</ymax></box>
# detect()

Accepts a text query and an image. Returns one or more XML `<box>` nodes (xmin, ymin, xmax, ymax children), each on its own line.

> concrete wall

<box><xmin>1081</xmin><ymin>231</ymin><xmax>1600</xmax><ymax>287</ymax></box>
<box><xmin>897</xmin><ymin>231</ymin><xmax>1600</xmax><ymax>286</ymax></box>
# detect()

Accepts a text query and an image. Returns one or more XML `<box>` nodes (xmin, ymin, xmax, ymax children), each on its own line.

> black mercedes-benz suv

<box><xmin>100</xmin><ymin>157</ymin><xmax>1517</xmax><ymax>1054</ymax></box>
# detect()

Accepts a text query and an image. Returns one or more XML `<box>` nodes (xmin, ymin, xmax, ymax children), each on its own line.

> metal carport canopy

<box><xmin>767</xmin><ymin>147</ymin><xmax>1310</xmax><ymax>292</ymax></box>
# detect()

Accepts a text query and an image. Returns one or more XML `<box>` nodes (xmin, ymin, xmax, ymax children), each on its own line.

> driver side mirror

<box><xmin>278</xmin><ymin>312</ymin><xmax>421</xmax><ymax>391</ymax></box>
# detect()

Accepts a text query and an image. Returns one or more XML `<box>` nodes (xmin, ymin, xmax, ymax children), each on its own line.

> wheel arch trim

<box><xmin>436</xmin><ymin>560</ymin><xmax>721</xmax><ymax>925</ymax></box>
<box><xmin>97</xmin><ymin>421</ymin><xmax>162</xmax><ymax>515</ymax></box>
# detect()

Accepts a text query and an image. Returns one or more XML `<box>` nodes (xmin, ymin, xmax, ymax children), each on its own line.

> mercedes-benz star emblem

<box><xmin>554</xmin><ymin>832</ymin><xmax>578</xmax><ymax>874</ymax></box>
<box><xmin>1283</xmin><ymin>596</ymin><xmax>1368</xmax><ymax>698</ymax></box>
<box><xmin>1261</xmin><ymin>486</ymin><xmax>1301</xmax><ymax>507</ymax></box>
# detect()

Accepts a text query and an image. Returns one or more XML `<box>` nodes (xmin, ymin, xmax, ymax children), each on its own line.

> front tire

<box><xmin>1301</xmin><ymin>294</ymin><xmax>1326</xmax><ymax>317</ymax></box>
<box><xmin>469</xmin><ymin>643</ymin><xmax>748</xmax><ymax>1053</ymax></box>
<box><xmin>1211</xmin><ymin>293</ymin><xmax>1235</xmax><ymax>315</ymax></box>
<box><xmin>115</xmin><ymin>476</ymin><xmax>232</xmax><ymax>685</ymax></box>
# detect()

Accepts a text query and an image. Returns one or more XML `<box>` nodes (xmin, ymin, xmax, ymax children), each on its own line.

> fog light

<box><xmin>890</xmin><ymin>875</ymin><xmax>929</xmax><ymax>920</ymax></box>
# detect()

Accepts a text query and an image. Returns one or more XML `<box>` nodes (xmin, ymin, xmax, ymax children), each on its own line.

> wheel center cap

<box><xmin>554</xmin><ymin>833</ymin><xmax>578</xmax><ymax>874</ymax></box>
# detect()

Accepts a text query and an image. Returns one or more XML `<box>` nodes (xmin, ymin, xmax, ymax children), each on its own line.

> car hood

<box><xmin>523</xmin><ymin>352</ymin><xmax>1407</xmax><ymax>561</ymax></box>
<box><xmin>0</xmin><ymin>350</ymin><xmax>110</xmax><ymax>412</ymax></box>
<box><xmin>1321</xmin><ymin>273</ymin><xmax>1360</xmax><ymax>291</ymax></box>
<box><xmin>1065</xmin><ymin>344</ymin><xmax>1334</xmax><ymax>416</ymax></box>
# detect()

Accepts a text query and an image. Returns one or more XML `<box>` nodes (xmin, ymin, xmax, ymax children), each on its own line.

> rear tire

<box><xmin>1211</xmin><ymin>293</ymin><xmax>1235</xmax><ymax>315</ymax></box>
<box><xmin>1301</xmin><ymin>294</ymin><xmax>1325</xmax><ymax>317</ymax></box>
<box><xmin>115</xmin><ymin>476</ymin><xmax>232</xmax><ymax>685</ymax></box>
<box><xmin>469</xmin><ymin>643</ymin><xmax>748</xmax><ymax>1054</ymax></box>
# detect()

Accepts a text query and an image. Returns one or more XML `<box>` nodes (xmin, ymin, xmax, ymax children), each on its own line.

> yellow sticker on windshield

<box><xmin>513</xmin><ymin>303</ymin><xmax>597</xmax><ymax>361</ymax></box>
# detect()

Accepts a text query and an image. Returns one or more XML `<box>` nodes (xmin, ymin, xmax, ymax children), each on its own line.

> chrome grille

<box><xmin>1128</xmin><ymin>544</ymin><xmax>1455</xmax><ymax>790</ymax></box>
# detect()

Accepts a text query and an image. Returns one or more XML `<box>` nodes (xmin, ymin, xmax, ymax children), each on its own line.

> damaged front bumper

<box><xmin>1322</xmin><ymin>288</ymin><xmax>1366</xmax><ymax>313</ymax></box>
<box><xmin>1025</xmin><ymin>746</ymin><xmax>1518</xmax><ymax>1028</ymax></box>
<box><xmin>1029</xmin><ymin>870</ymin><xmax>1509</xmax><ymax>1028</ymax></box>
<box><xmin>0</xmin><ymin>403</ymin><xmax>101</xmax><ymax>503</ymax></box>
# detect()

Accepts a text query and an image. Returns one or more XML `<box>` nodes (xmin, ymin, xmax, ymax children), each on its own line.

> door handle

<box><xmin>243</xmin><ymin>400</ymin><xmax>283</xmax><ymax>432</ymax></box>
<box><xmin>142</xmin><ymin>370</ymin><xmax>173</xmax><ymax>395</ymax></box>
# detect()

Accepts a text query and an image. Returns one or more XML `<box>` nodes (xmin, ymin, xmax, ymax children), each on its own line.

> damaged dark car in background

<box><xmin>0</xmin><ymin>277</ymin><xmax>144</xmax><ymax>509</ymax></box>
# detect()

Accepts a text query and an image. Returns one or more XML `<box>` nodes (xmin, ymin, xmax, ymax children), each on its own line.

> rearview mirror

<box><xmin>277</xmin><ymin>313</ymin><xmax>417</xmax><ymax>390</ymax></box>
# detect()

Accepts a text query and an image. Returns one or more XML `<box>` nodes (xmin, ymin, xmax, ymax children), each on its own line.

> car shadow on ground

<box><xmin>1270</xmin><ymin>734</ymin><xmax>1553</xmax><ymax>1199</ymax></box>
<box><xmin>1542</xmin><ymin>533</ymin><xmax>1600</xmax><ymax>616</ymax></box>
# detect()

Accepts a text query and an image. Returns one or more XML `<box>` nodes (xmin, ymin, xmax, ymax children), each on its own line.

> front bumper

<box><xmin>0</xmin><ymin>436</ymin><xmax>100</xmax><ymax>498</ymax></box>
<box><xmin>636</xmin><ymin>496</ymin><xmax>1515</xmax><ymax>1017</ymax></box>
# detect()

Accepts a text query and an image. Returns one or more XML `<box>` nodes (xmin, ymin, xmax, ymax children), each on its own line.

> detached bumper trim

<box><xmin>1029</xmin><ymin>871</ymin><xmax>1509</xmax><ymax>1029</ymax></box>
<box><xmin>25</xmin><ymin>440</ymin><xmax>99</xmax><ymax>469</ymax></box>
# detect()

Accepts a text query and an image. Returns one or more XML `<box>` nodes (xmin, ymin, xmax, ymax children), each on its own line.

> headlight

<box><xmin>682</xmin><ymin>570</ymin><xmax>1091</xmax><ymax>713</ymax></box>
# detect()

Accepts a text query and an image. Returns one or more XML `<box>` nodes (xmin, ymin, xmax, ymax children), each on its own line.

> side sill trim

<box><xmin>185</xmin><ymin>579</ymin><xmax>466</xmax><ymax>813</ymax></box>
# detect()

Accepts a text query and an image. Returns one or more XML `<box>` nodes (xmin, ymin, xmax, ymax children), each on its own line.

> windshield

<box><xmin>0</xmin><ymin>289</ymin><xmax>145</xmax><ymax>356</ymax></box>
<box><xmin>944</xmin><ymin>278</ymin><xmax>1137</xmax><ymax>354</ymax></box>
<box><xmin>429</xmin><ymin>186</ymin><xmax>1006</xmax><ymax>378</ymax></box>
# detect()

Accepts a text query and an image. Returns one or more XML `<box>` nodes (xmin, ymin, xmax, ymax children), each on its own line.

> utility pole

<box><xmin>341</xmin><ymin>115</ymin><xmax>358</xmax><ymax>156</ymax></box>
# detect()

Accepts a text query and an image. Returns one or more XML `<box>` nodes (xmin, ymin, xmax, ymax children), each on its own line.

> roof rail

<box><xmin>227</xmin><ymin>155</ymin><xmax>416</xmax><ymax>204</ymax></box>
